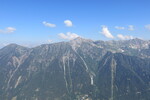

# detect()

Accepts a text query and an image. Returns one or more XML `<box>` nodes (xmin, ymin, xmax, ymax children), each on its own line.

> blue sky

<box><xmin>0</xmin><ymin>0</ymin><xmax>150</xmax><ymax>47</ymax></box>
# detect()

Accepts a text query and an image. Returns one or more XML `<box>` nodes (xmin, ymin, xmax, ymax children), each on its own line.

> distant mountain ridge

<box><xmin>0</xmin><ymin>38</ymin><xmax>150</xmax><ymax>100</ymax></box>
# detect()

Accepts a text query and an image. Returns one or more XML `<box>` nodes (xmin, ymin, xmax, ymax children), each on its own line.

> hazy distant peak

<box><xmin>129</xmin><ymin>38</ymin><xmax>145</xmax><ymax>42</ymax></box>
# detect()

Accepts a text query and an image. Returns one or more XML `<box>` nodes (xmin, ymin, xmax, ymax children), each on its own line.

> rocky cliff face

<box><xmin>0</xmin><ymin>38</ymin><xmax>150</xmax><ymax>100</ymax></box>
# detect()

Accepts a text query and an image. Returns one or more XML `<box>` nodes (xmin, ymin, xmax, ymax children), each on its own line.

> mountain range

<box><xmin>0</xmin><ymin>38</ymin><xmax>150</xmax><ymax>100</ymax></box>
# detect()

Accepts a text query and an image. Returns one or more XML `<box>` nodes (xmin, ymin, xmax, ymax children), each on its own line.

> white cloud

<box><xmin>128</xmin><ymin>25</ymin><xmax>134</xmax><ymax>31</ymax></box>
<box><xmin>115</xmin><ymin>26</ymin><xmax>125</xmax><ymax>30</ymax></box>
<box><xmin>0</xmin><ymin>27</ymin><xmax>16</xmax><ymax>33</ymax></box>
<box><xmin>58</xmin><ymin>32</ymin><xmax>79</xmax><ymax>40</ymax></box>
<box><xmin>117</xmin><ymin>34</ymin><xmax>134</xmax><ymax>40</ymax></box>
<box><xmin>43</xmin><ymin>21</ymin><xmax>56</xmax><ymax>28</ymax></box>
<box><xmin>64</xmin><ymin>20</ymin><xmax>73</xmax><ymax>27</ymax></box>
<box><xmin>47</xmin><ymin>39</ymin><xmax>53</xmax><ymax>43</ymax></box>
<box><xmin>145</xmin><ymin>24</ymin><xmax>150</xmax><ymax>30</ymax></box>
<box><xmin>100</xmin><ymin>26</ymin><xmax>114</xmax><ymax>39</ymax></box>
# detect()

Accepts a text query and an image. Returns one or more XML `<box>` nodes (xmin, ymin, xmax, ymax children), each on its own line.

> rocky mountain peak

<box><xmin>71</xmin><ymin>37</ymin><xmax>93</xmax><ymax>43</ymax></box>
<box><xmin>69</xmin><ymin>37</ymin><xmax>93</xmax><ymax>50</ymax></box>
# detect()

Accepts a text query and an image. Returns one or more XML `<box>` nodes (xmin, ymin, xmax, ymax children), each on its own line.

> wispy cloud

<box><xmin>145</xmin><ymin>24</ymin><xmax>150</xmax><ymax>30</ymax></box>
<box><xmin>58</xmin><ymin>32</ymin><xmax>79</xmax><ymax>40</ymax></box>
<box><xmin>64</xmin><ymin>20</ymin><xmax>73</xmax><ymax>27</ymax></box>
<box><xmin>43</xmin><ymin>21</ymin><xmax>56</xmax><ymax>28</ymax></box>
<box><xmin>115</xmin><ymin>26</ymin><xmax>125</xmax><ymax>30</ymax></box>
<box><xmin>100</xmin><ymin>26</ymin><xmax>114</xmax><ymax>39</ymax></box>
<box><xmin>117</xmin><ymin>34</ymin><xmax>134</xmax><ymax>40</ymax></box>
<box><xmin>0</xmin><ymin>27</ymin><xmax>16</xmax><ymax>33</ymax></box>
<box><xmin>128</xmin><ymin>25</ymin><xmax>134</xmax><ymax>31</ymax></box>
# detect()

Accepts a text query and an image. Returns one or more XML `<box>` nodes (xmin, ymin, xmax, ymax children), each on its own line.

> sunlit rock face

<box><xmin>0</xmin><ymin>38</ymin><xmax>150</xmax><ymax>100</ymax></box>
